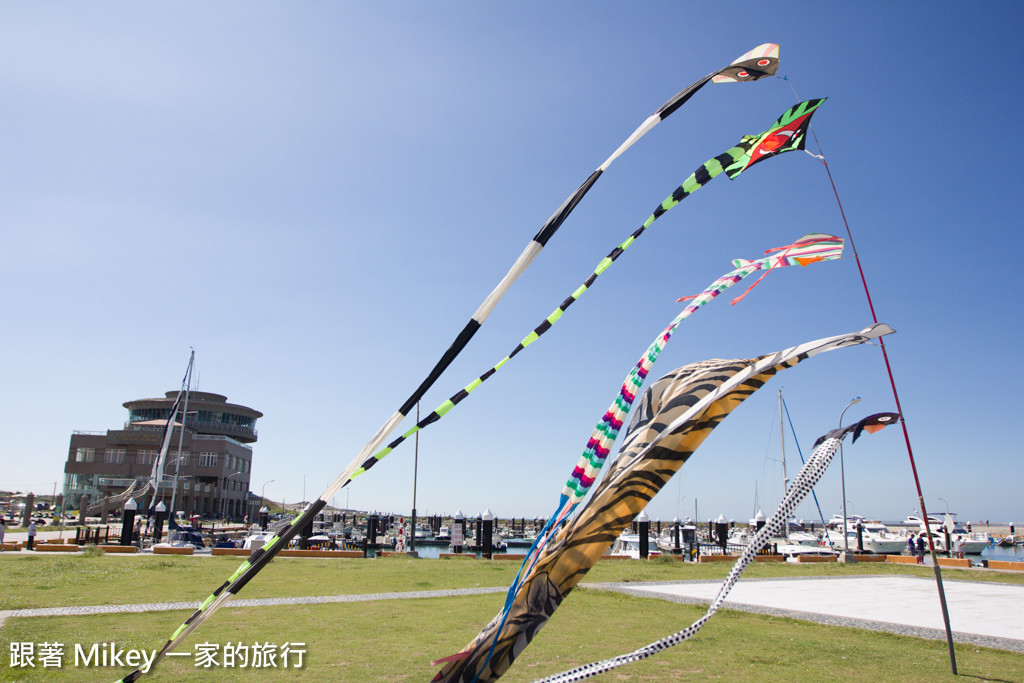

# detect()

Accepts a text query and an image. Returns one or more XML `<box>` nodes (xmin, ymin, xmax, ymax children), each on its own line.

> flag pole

<box><xmin>807</xmin><ymin>124</ymin><xmax>958</xmax><ymax>675</ymax></box>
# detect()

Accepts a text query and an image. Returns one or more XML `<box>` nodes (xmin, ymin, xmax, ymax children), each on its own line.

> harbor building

<box><xmin>63</xmin><ymin>391</ymin><xmax>262</xmax><ymax>520</ymax></box>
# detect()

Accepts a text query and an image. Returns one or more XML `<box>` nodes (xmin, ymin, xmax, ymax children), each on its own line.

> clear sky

<box><xmin>3</xmin><ymin>3</ymin><xmax>1021</xmax><ymax>526</ymax></box>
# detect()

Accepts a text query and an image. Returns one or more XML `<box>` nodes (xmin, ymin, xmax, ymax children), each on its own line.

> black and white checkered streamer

<box><xmin>535</xmin><ymin>436</ymin><xmax>843</xmax><ymax>683</ymax></box>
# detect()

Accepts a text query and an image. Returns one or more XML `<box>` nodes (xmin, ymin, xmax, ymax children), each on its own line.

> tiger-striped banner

<box><xmin>431</xmin><ymin>323</ymin><xmax>893</xmax><ymax>682</ymax></box>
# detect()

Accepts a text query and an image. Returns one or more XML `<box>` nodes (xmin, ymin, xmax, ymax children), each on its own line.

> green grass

<box><xmin>0</xmin><ymin>556</ymin><xmax>1022</xmax><ymax>682</ymax></box>
<box><xmin>1</xmin><ymin>553</ymin><xmax>1020</xmax><ymax>612</ymax></box>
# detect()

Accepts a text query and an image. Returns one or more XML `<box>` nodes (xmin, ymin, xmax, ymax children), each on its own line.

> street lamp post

<box><xmin>410</xmin><ymin>401</ymin><xmax>420</xmax><ymax>556</ymax></box>
<box><xmin>222</xmin><ymin>472</ymin><xmax>246</xmax><ymax>520</ymax></box>
<box><xmin>838</xmin><ymin>397</ymin><xmax>861</xmax><ymax>564</ymax></box>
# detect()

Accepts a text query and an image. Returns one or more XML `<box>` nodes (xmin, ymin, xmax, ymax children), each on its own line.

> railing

<box><xmin>98</xmin><ymin>478</ymin><xmax>136</xmax><ymax>488</ymax></box>
<box><xmin>122</xmin><ymin>421</ymin><xmax>257</xmax><ymax>443</ymax></box>
<box><xmin>698</xmin><ymin>542</ymin><xmax>777</xmax><ymax>556</ymax></box>
<box><xmin>185</xmin><ymin>419</ymin><xmax>257</xmax><ymax>440</ymax></box>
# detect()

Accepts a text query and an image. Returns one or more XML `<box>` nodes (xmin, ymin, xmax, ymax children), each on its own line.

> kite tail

<box><xmin>465</xmin><ymin>496</ymin><xmax>575</xmax><ymax>680</ymax></box>
<box><xmin>536</xmin><ymin>437</ymin><xmax>845</xmax><ymax>683</ymax></box>
<box><xmin>494</xmin><ymin>234</ymin><xmax>846</xmax><ymax>673</ymax></box>
<box><xmin>352</xmin><ymin>145</ymin><xmax>755</xmax><ymax>485</ymax></box>
<box><xmin>727</xmin><ymin>235</ymin><xmax>825</xmax><ymax>305</ymax></box>
<box><xmin>353</xmin><ymin>100</ymin><xmax>830</xmax><ymax>489</ymax></box>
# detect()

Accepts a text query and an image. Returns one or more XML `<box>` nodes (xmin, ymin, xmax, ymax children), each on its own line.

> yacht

<box><xmin>911</xmin><ymin>526</ymin><xmax>990</xmax><ymax>554</ymax></box>
<box><xmin>824</xmin><ymin>522</ymin><xmax>907</xmax><ymax>554</ymax></box>
<box><xmin>776</xmin><ymin>543</ymin><xmax>838</xmax><ymax>562</ymax></box>
<box><xmin>609</xmin><ymin>532</ymin><xmax>661</xmax><ymax>559</ymax></box>
<box><xmin>907</xmin><ymin>513</ymin><xmax>991</xmax><ymax>554</ymax></box>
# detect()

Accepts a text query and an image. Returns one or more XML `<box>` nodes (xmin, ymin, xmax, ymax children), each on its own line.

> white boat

<box><xmin>726</xmin><ymin>527</ymin><xmax>755</xmax><ymax>546</ymax></box>
<box><xmin>657</xmin><ymin>520</ymin><xmax>697</xmax><ymax>552</ymax></box>
<box><xmin>824</xmin><ymin>522</ymin><xmax>907</xmax><ymax>554</ymax></box>
<box><xmin>242</xmin><ymin>531</ymin><xmax>273</xmax><ymax>550</ymax></box>
<box><xmin>777</xmin><ymin>543</ymin><xmax>838</xmax><ymax>562</ymax></box>
<box><xmin>609</xmin><ymin>532</ymin><xmax>661</xmax><ymax>559</ymax></box>
<box><xmin>786</xmin><ymin>528</ymin><xmax>822</xmax><ymax>546</ymax></box>
<box><xmin>152</xmin><ymin>529</ymin><xmax>210</xmax><ymax>553</ymax></box>
<box><xmin>911</xmin><ymin>528</ymin><xmax>989</xmax><ymax>554</ymax></box>
<box><xmin>908</xmin><ymin>513</ymin><xmax>990</xmax><ymax>554</ymax></box>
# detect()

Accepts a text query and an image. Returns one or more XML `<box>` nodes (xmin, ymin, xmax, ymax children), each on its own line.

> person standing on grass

<box><xmin>0</xmin><ymin>517</ymin><xmax>5</xmax><ymax>551</ymax></box>
<box><xmin>27</xmin><ymin>520</ymin><xmax>36</xmax><ymax>551</ymax></box>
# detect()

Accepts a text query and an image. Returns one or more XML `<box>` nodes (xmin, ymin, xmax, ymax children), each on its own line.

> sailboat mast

<box><xmin>779</xmin><ymin>390</ymin><xmax>788</xmax><ymax>494</ymax></box>
<box><xmin>169</xmin><ymin>350</ymin><xmax>195</xmax><ymax>518</ymax></box>
<box><xmin>779</xmin><ymin>389</ymin><xmax>789</xmax><ymax>542</ymax></box>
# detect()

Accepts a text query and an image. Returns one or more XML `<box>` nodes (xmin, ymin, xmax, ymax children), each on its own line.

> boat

<box><xmin>911</xmin><ymin>528</ymin><xmax>989</xmax><ymax>555</ymax></box>
<box><xmin>904</xmin><ymin>514</ymin><xmax>942</xmax><ymax>528</ymax></box>
<box><xmin>907</xmin><ymin>513</ymin><xmax>990</xmax><ymax>554</ymax></box>
<box><xmin>726</xmin><ymin>527</ymin><xmax>755</xmax><ymax>546</ymax></box>
<box><xmin>287</xmin><ymin>534</ymin><xmax>334</xmax><ymax>549</ymax></box>
<box><xmin>776</xmin><ymin>543</ymin><xmax>838</xmax><ymax>562</ymax></box>
<box><xmin>242</xmin><ymin>531</ymin><xmax>274</xmax><ymax>550</ymax></box>
<box><xmin>493</xmin><ymin>534</ymin><xmax>508</xmax><ymax>552</ymax></box>
<box><xmin>609</xmin><ymin>532</ymin><xmax>661</xmax><ymax>559</ymax></box>
<box><xmin>152</xmin><ymin>528</ymin><xmax>210</xmax><ymax>553</ymax></box>
<box><xmin>784</xmin><ymin>519</ymin><xmax>822</xmax><ymax>546</ymax></box>
<box><xmin>824</xmin><ymin>520</ymin><xmax>907</xmax><ymax>554</ymax></box>
<box><xmin>656</xmin><ymin>519</ymin><xmax>697</xmax><ymax>552</ymax></box>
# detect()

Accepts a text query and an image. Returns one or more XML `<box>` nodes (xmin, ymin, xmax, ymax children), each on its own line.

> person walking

<box><xmin>0</xmin><ymin>517</ymin><xmax>5</xmax><ymax>551</ymax></box>
<box><xmin>915</xmin><ymin>535</ymin><xmax>925</xmax><ymax>562</ymax></box>
<box><xmin>27</xmin><ymin>520</ymin><xmax>37</xmax><ymax>551</ymax></box>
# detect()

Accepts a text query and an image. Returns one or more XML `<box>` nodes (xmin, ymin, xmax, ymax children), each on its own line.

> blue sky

<box><xmin>2</xmin><ymin>3</ymin><xmax>1021</xmax><ymax>525</ymax></box>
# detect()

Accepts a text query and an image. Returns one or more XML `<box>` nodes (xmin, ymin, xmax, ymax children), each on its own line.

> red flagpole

<box><xmin>813</xmin><ymin>142</ymin><xmax>958</xmax><ymax>675</ymax></box>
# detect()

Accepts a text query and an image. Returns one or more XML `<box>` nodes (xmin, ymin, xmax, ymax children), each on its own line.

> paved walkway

<box><xmin>589</xmin><ymin>575</ymin><xmax>1024</xmax><ymax>652</ymax></box>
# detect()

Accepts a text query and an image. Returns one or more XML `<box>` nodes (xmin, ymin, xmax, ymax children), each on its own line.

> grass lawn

<box><xmin>0</xmin><ymin>554</ymin><xmax>1021</xmax><ymax>682</ymax></box>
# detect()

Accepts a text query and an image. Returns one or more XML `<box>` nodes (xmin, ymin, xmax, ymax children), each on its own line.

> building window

<box><xmin>104</xmin><ymin>449</ymin><xmax>126</xmax><ymax>464</ymax></box>
<box><xmin>137</xmin><ymin>450</ymin><xmax>157</xmax><ymax>466</ymax></box>
<box><xmin>199</xmin><ymin>453</ymin><xmax>218</xmax><ymax>468</ymax></box>
<box><xmin>76</xmin><ymin>448</ymin><xmax>96</xmax><ymax>463</ymax></box>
